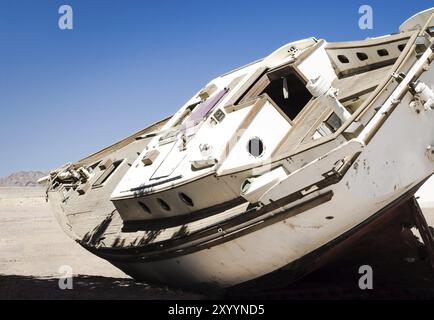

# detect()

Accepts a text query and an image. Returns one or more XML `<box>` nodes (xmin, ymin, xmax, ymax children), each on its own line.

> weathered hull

<box><xmin>44</xmin><ymin>10</ymin><xmax>434</xmax><ymax>290</ymax></box>
<box><xmin>79</xmin><ymin>71</ymin><xmax>434</xmax><ymax>287</ymax></box>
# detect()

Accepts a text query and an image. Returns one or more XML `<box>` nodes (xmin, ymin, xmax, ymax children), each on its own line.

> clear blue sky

<box><xmin>0</xmin><ymin>0</ymin><xmax>432</xmax><ymax>177</ymax></box>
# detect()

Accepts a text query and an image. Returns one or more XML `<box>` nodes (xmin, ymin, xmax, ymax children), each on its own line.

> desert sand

<box><xmin>1</xmin><ymin>185</ymin><xmax>434</xmax><ymax>299</ymax></box>
<box><xmin>0</xmin><ymin>187</ymin><xmax>202</xmax><ymax>299</ymax></box>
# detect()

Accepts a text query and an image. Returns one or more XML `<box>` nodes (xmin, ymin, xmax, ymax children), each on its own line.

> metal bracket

<box><xmin>391</xmin><ymin>72</ymin><xmax>406</xmax><ymax>84</ymax></box>
<box><xmin>426</xmin><ymin>145</ymin><xmax>434</xmax><ymax>162</ymax></box>
<box><xmin>409</xmin><ymin>80</ymin><xmax>434</xmax><ymax>113</ymax></box>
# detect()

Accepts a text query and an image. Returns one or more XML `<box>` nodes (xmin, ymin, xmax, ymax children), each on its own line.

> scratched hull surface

<box><xmin>43</xmin><ymin>9</ymin><xmax>434</xmax><ymax>289</ymax></box>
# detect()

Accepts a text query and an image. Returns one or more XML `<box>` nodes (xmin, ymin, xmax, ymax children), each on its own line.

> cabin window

<box><xmin>179</xmin><ymin>193</ymin><xmax>194</xmax><ymax>207</ymax></box>
<box><xmin>157</xmin><ymin>198</ymin><xmax>171</xmax><ymax>211</ymax></box>
<box><xmin>237</xmin><ymin>65</ymin><xmax>312</xmax><ymax>121</ymax></box>
<box><xmin>315</xmin><ymin>112</ymin><xmax>343</xmax><ymax>138</ymax></box>
<box><xmin>356</xmin><ymin>52</ymin><xmax>369</xmax><ymax>61</ymax></box>
<box><xmin>325</xmin><ymin>113</ymin><xmax>342</xmax><ymax>132</ymax></box>
<box><xmin>377</xmin><ymin>49</ymin><xmax>389</xmax><ymax>57</ymax></box>
<box><xmin>260</xmin><ymin>67</ymin><xmax>312</xmax><ymax>120</ymax></box>
<box><xmin>92</xmin><ymin>159</ymin><xmax>124</xmax><ymax>188</ymax></box>
<box><xmin>247</xmin><ymin>137</ymin><xmax>265</xmax><ymax>157</ymax></box>
<box><xmin>337</xmin><ymin>55</ymin><xmax>350</xmax><ymax>63</ymax></box>
<box><xmin>138</xmin><ymin>201</ymin><xmax>151</xmax><ymax>214</ymax></box>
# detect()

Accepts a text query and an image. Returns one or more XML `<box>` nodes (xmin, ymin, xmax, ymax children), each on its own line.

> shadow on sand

<box><xmin>3</xmin><ymin>199</ymin><xmax>434</xmax><ymax>300</ymax></box>
<box><xmin>2</xmin><ymin>239</ymin><xmax>434</xmax><ymax>300</ymax></box>
<box><xmin>0</xmin><ymin>275</ymin><xmax>204</xmax><ymax>300</ymax></box>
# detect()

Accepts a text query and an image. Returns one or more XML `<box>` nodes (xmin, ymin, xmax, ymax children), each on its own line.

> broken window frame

<box><xmin>236</xmin><ymin>63</ymin><xmax>312</xmax><ymax>122</ymax></box>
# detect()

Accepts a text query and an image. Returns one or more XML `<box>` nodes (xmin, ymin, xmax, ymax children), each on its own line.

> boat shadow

<box><xmin>0</xmin><ymin>274</ymin><xmax>204</xmax><ymax>300</ymax></box>
<box><xmin>3</xmin><ymin>200</ymin><xmax>434</xmax><ymax>300</ymax></box>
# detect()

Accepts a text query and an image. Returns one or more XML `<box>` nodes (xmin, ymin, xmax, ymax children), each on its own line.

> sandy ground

<box><xmin>1</xmin><ymin>186</ymin><xmax>434</xmax><ymax>299</ymax></box>
<box><xmin>0</xmin><ymin>188</ymin><xmax>202</xmax><ymax>299</ymax></box>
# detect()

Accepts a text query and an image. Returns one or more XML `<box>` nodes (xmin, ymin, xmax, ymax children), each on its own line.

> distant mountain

<box><xmin>0</xmin><ymin>171</ymin><xmax>47</xmax><ymax>187</ymax></box>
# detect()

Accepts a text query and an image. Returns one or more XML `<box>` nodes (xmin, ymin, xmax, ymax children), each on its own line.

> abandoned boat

<box><xmin>41</xmin><ymin>9</ymin><xmax>434</xmax><ymax>289</ymax></box>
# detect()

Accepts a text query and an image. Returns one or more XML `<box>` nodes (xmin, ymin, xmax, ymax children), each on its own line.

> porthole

<box><xmin>157</xmin><ymin>198</ymin><xmax>171</xmax><ymax>211</ymax></box>
<box><xmin>337</xmin><ymin>55</ymin><xmax>349</xmax><ymax>64</ymax></box>
<box><xmin>179</xmin><ymin>192</ymin><xmax>194</xmax><ymax>207</ymax></box>
<box><xmin>138</xmin><ymin>201</ymin><xmax>151</xmax><ymax>214</ymax></box>
<box><xmin>356</xmin><ymin>52</ymin><xmax>368</xmax><ymax>61</ymax></box>
<box><xmin>247</xmin><ymin>137</ymin><xmax>264</xmax><ymax>158</ymax></box>
<box><xmin>377</xmin><ymin>49</ymin><xmax>389</xmax><ymax>57</ymax></box>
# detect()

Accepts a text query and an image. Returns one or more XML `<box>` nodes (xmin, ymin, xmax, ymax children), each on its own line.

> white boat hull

<box><xmin>44</xmin><ymin>9</ymin><xmax>434</xmax><ymax>290</ymax></box>
<box><xmin>93</xmin><ymin>64</ymin><xmax>434</xmax><ymax>288</ymax></box>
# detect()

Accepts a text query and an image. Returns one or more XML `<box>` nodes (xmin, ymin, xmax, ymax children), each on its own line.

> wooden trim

<box><xmin>224</xmin><ymin>98</ymin><xmax>259</xmax><ymax>113</ymax></box>
<box><xmin>261</xmin><ymin>93</ymin><xmax>295</xmax><ymax>126</ymax></box>
<box><xmin>340</xmin><ymin>86</ymin><xmax>377</xmax><ymax>103</ymax></box>
<box><xmin>238</xmin><ymin>74</ymin><xmax>270</xmax><ymax>104</ymax></box>
<box><xmin>271</xmin><ymin>98</ymin><xmax>319</xmax><ymax>159</ymax></box>
<box><xmin>224</xmin><ymin>67</ymin><xmax>268</xmax><ymax>106</ymax></box>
